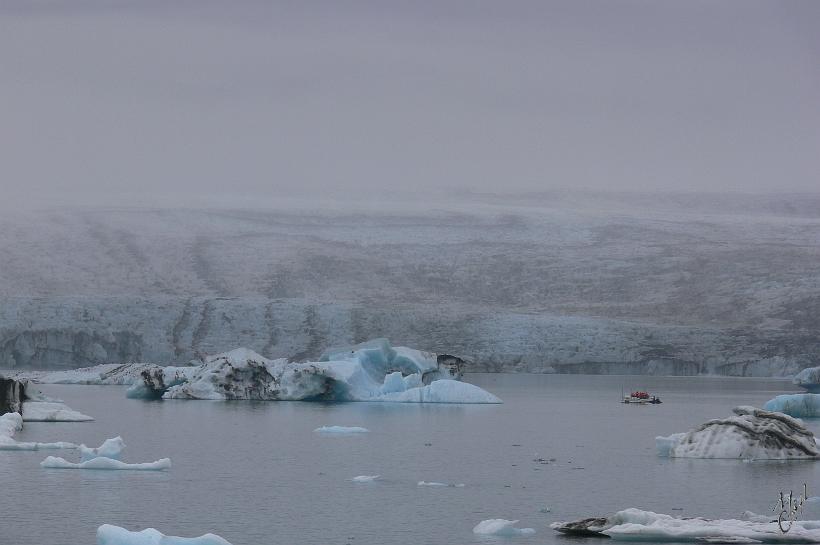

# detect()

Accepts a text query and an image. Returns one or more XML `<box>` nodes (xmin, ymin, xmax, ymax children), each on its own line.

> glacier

<box><xmin>472</xmin><ymin>519</ymin><xmax>535</xmax><ymax>536</ymax></box>
<box><xmin>764</xmin><ymin>394</ymin><xmax>820</xmax><ymax>418</ymax></box>
<box><xmin>554</xmin><ymin>508</ymin><xmax>820</xmax><ymax>542</ymax></box>
<box><xmin>0</xmin><ymin>412</ymin><xmax>77</xmax><ymax>451</ymax></box>
<box><xmin>655</xmin><ymin>406</ymin><xmax>819</xmax><ymax>459</ymax></box>
<box><xmin>97</xmin><ymin>524</ymin><xmax>232</xmax><ymax>545</ymax></box>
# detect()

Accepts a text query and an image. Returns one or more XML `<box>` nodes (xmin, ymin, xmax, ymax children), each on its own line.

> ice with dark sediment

<box><xmin>655</xmin><ymin>406</ymin><xmax>820</xmax><ymax>459</ymax></box>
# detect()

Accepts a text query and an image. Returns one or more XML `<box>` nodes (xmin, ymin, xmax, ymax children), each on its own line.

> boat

<box><xmin>622</xmin><ymin>391</ymin><xmax>662</xmax><ymax>404</ymax></box>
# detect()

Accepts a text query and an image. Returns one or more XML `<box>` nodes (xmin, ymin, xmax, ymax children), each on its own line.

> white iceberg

<box><xmin>553</xmin><ymin>508</ymin><xmax>820</xmax><ymax>542</ymax></box>
<box><xmin>473</xmin><ymin>519</ymin><xmax>535</xmax><ymax>536</ymax></box>
<box><xmin>162</xmin><ymin>339</ymin><xmax>500</xmax><ymax>404</ymax></box>
<box><xmin>656</xmin><ymin>406</ymin><xmax>819</xmax><ymax>459</ymax></box>
<box><xmin>79</xmin><ymin>436</ymin><xmax>125</xmax><ymax>462</ymax></box>
<box><xmin>0</xmin><ymin>412</ymin><xmax>77</xmax><ymax>451</ymax></box>
<box><xmin>418</xmin><ymin>481</ymin><xmax>465</xmax><ymax>487</ymax></box>
<box><xmin>351</xmin><ymin>475</ymin><xmax>379</xmax><ymax>482</ymax></box>
<box><xmin>41</xmin><ymin>455</ymin><xmax>171</xmax><ymax>471</ymax></box>
<box><xmin>314</xmin><ymin>426</ymin><xmax>369</xmax><ymax>434</ymax></box>
<box><xmin>764</xmin><ymin>394</ymin><xmax>820</xmax><ymax>418</ymax></box>
<box><xmin>97</xmin><ymin>524</ymin><xmax>232</xmax><ymax>545</ymax></box>
<box><xmin>22</xmin><ymin>401</ymin><xmax>93</xmax><ymax>422</ymax></box>
<box><xmin>794</xmin><ymin>367</ymin><xmax>820</xmax><ymax>393</ymax></box>
<box><xmin>41</xmin><ymin>435</ymin><xmax>169</xmax><ymax>470</ymax></box>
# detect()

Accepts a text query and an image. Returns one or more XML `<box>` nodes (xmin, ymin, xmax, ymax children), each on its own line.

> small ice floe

<box><xmin>41</xmin><ymin>456</ymin><xmax>171</xmax><ymax>471</ymax></box>
<box><xmin>794</xmin><ymin>367</ymin><xmax>820</xmax><ymax>393</ymax></box>
<box><xmin>656</xmin><ymin>406</ymin><xmax>819</xmax><ymax>459</ymax></box>
<box><xmin>97</xmin><ymin>524</ymin><xmax>232</xmax><ymax>545</ymax></box>
<box><xmin>351</xmin><ymin>475</ymin><xmax>380</xmax><ymax>483</ymax></box>
<box><xmin>473</xmin><ymin>519</ymin><xmax>535</xmax><ymax>536</ymax></box>
<box><xmin>22</xmin><ymin>401</ymin><xmax>93</xmax><ymax>422</ymax></box>
<box><xmin>314</xmin><ymin>426</ymin><xmax>369</xmax><ymax>434</ymax></box>
<box><xmin>0</xmin><ymin>412</ymin><xmax>77</xmax><ymax>451</ymax></box>
<box><xmin>552</xmin><ymin>508</ymin><xmax>820</xmax><ymax>542</ymax></box>
<box><xmin>418</xmin><ymin>481</ymin><xmax>465</xmax><ymax>487</ymax></box>
<box><xmin>764</xmin><ymin>394</ymin><xmax>820</xmax><ymax>418</ymax></box>
<box><xmin>40</xmin><ymin>435</ymin><xmax>170</xmax><ymax>471</ymax></box>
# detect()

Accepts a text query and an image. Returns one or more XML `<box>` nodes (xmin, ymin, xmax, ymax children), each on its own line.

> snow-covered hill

<box><xmin>2</xmin><ymin>192</ymin><xmax>818</xmax><ymax>375</ymax></box>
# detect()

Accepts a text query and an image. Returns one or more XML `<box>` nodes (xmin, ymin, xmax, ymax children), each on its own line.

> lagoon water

<box><xmin>1</xmin><ymin>374</ymin><xmax>816</xmax><ymax>545</ymax></box>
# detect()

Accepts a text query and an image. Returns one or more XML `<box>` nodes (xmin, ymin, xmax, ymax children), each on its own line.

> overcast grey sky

<box><xmin>1</xmin><ymin>1</ymin><xmax>818</xmax><ymax>208</ymax></box>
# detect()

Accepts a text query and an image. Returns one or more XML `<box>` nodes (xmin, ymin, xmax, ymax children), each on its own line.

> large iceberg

<box><xmin>553</xmin><ymin>508</ymin><xmax>820</xmax><ymax>542</ymax></box>
<box><xmin>161</xmin><ymin>339</ymin><xmax>500</xmax><ymax>403</ymax></box>
<box><xmin>0</xmin><ymin>412</ymin><xmax>77</xmax><ymax>451</ymax></box>
<box><xmin>764</xmin><ymin>394</ymin><xmax>820</xmax><ymax>418</ymax></box>
<box><xmin>656</xmin><ymin>406</ymin><xmax>819</xmax><ymax>459</ymax></box>
<box><xmin>97</xmin><ymin>525</ymin><xmax>232</xmax><ymax>545</ymax></box>
<box><xmin>794</xmin><ymin>367</ymin><xmax>820</xmax><ymax>393</ymax></box>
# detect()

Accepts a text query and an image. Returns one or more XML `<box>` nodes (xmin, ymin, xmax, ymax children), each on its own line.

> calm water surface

<box><xmin>1</xmin><ymin>374</ymin><xmax>814</xmax><ymax>545</ymax></box>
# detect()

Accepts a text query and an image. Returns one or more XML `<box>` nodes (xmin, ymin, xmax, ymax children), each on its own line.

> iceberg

<box><xmin>472</xmin><ymin>519</ymin><xmax>535</xmax><ymax>536</ymax></box>
<box><xmin>552</xmin><ymin>509</ymin><xmax>820</xmax><ymax>541</ymax></box>
<box><xmin>22</xmin><ymin>401</ymin><xmax>93</xmax><ymax>422</ymax></box>
<box><xmin>314</xmin><ymin>426</ymin><xmax>369</xmax><ymax>434</ymax></box>
<box><xmin>162</xmin><ymin>340</ymin><xmax>501</xmax><ymax>404</ymax></box>
<box><xmin>794</xmin><ymin>367</ymin><xmax>820</xmax><ymax>393</ymax></box>
<box><xmin>41</xmin><ymin>435</ymin><xmax>169</xmax><ymax>470</ymax></box>
<box><xmin>553</xmin><ymin>508</ymin><xmax>820</xmax><ymax>543</ymax></box>
<box><xmin>418</xmin><ymin>481</ymin><xmax>465</xmax><ymax>487</ymax></box>
<box><xmin>97</xmin><ymin>524</ymin><xmax>232</xmax><ymax>545</ymax></box>
<box><xmin>79</xmin><ymin>436</ymin><xmax>125</xmax><ymax>462</ymax></box>
<box><xmin>350</xmin><ymin>475</ymin><xmax>379</xmax><ymax>482</ymax></box>
<box><xmin>0</xmin><ymin>412</ymin><xmax>77</xmax><ymax>451</ymax></box>
<box><xmin>41</xmin><ymin>456</ymin><xmax>171</xmax><ymax>470</ymax></box>
<box><xmin>764</xmin><ymin>394</ymin><xmax>820</xmax><ymax>418</ymax></box>
<box><xmin>655</xmin><ymin>406</ymin><xmax>819</xmax><ymax>459</ymax></box>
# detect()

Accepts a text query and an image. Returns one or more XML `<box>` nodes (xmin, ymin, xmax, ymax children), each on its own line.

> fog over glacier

<box><xmin>1</xmin><ymin>2</ymin><xmax>818</xmax><ymax>374</ymax></box>
<box><xmin>1</xmin><ymin>192</ymin><xmax>819</xmax><ymax>374</ymax></box>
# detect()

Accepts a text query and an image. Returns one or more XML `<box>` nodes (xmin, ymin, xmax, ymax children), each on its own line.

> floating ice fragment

<box><xmin>351</xmin><ymin>475</ymin><xmax>379</xmax><ymax>483</ymax></box>
<box><xmin>473</xmin><ymin>519</ymin><xmax>535</xmax><ymax>536</ymax></box>
<box><xmin>41</xmin><ymin>455</ymin><xmax>171</xmax><ymax>471</ymax></box>
<box><xmin>22</xmin><ymin>401</ymin><xmax>93</xmax><ymax>422</ymax></box>
<box><xmin>0</xmin><ymin>412</ymin><xmax>78</xmax><ymax>451</ymax></box>
<box><xmin>314</xmin><ymin>426</ymin><xmax>369</xmax><ymax>434</ymax></box>
<box><xmin>97</xmin><ymin>524</ymin><xmax>232</xmax><ymax>545</ymax></box>
<box><xmin>763</xmin><ymin>394</ymin><xmax>820</xmax><ymax>418</ymax></box>
<box><xmin>79</xmin><ymin>436</ymin><xmax>125</xmax><ymax>462</ymax></box>
<box><xmin>418</xmin><ymin>481</ymin><xmax>465</xmax><ymax>487</ymax></box>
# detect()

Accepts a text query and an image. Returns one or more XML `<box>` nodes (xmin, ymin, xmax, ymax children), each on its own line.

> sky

<box><xmin>1</xmin><ymin>1</ymin><xmax>818</xmax><ymax>208</ymax></box>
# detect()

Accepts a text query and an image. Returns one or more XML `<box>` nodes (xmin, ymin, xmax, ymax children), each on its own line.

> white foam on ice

<box><xmin>22</xmin><ymin>401</ymin><xmax>93</xmax><ymax>422</ymax></box>
<box><xmin>314</xmin><ymin>426</ymin><xmax>369</xmax><ymax>434</ymax></box>
<box><xmin>97</xmin><ymin>524</ymin><xmax>232</xmax><ymax>545</ymax></box>
<box><xmin>473</xmin><ymin>519</ymin><xmax>536</xmax><ymax>536</ymax></box>
<box><xmin>350</xmin><ymin>475</ymin><xmax>379</xmax><ymax>483</ymax></box>
<box><xmin>764</xmin><ymin>394</ymin><xmax>820</xmax><ymax>418</ymax></box>
<box><xmin>41</xmin><ymin>455</ymin><xmax>171</xmax><ymax>471</ymax></box>
<box><xmin>656</xmin><ymin>406</ymin><xmax>819</xmax><ymax>459</ymax></box>
<box><xmin>0</xmin><ymin>412</ymin><xmax>78</xmax><ymax>451</ymax></box>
